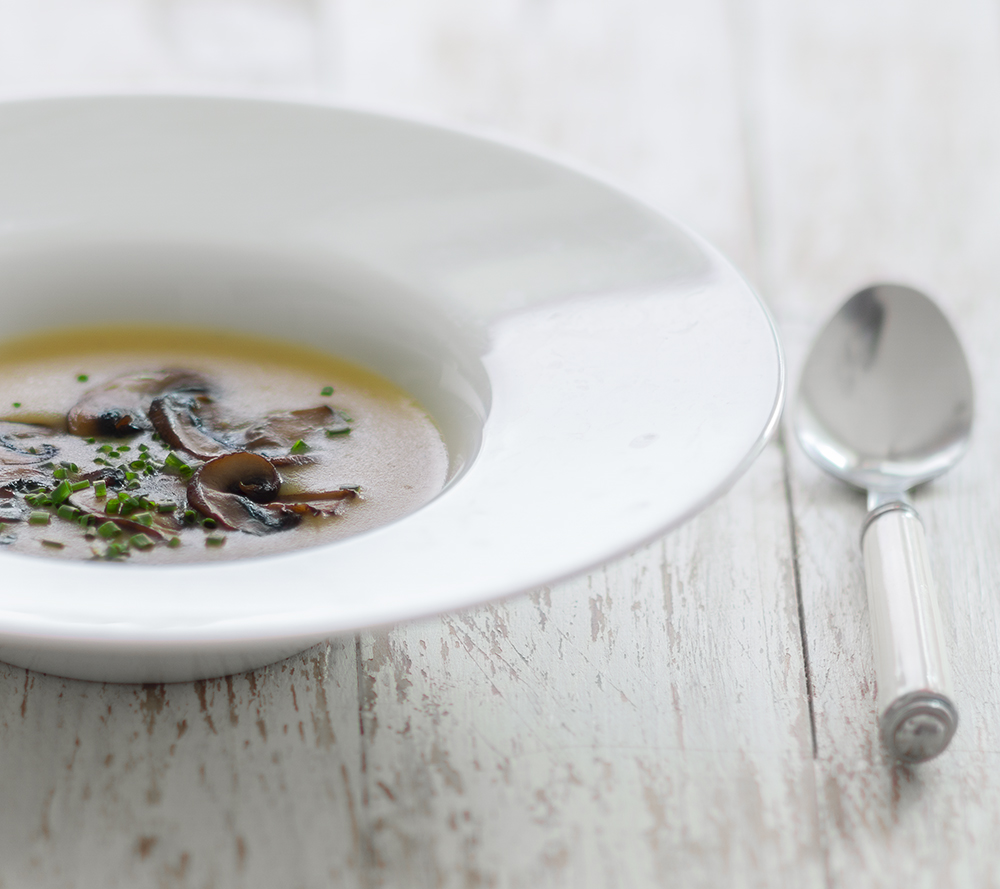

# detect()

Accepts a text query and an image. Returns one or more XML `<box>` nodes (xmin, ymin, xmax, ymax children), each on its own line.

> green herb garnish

<box><xmin>97</xmin><ymin>521</ymin><xmax>119</xmax><ymax>539</ymax></box>
<box><xmin>104</xmin><ymin>542</ymin><xmax>129</xmax><ymax>559</ymax></box>
<box><xmin>50</xmin><ymin>481</ymin><xmax>72</xmax><ymax>504</ymax></box>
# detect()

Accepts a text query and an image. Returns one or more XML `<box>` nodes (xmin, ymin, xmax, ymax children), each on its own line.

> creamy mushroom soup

<box><xmin>0</xmin><ymin>326</ymin><xmax>449</xmax><ymax>562</ymax></box>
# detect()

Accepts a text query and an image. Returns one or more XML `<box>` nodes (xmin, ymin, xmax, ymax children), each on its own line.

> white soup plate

<box><xmin>0</xmin><ymin>96</ymin><xmax>784</xmax><ymax>682</ymax></box>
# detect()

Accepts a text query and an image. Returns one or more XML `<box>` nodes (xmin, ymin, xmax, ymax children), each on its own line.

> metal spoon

<box><xmin>795</xmin><ymin>283</ymin><xmax>972</xmax><ymax>763</ymax></box>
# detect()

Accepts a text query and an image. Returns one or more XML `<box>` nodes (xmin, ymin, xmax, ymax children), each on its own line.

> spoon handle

<box><xmin>861</xmin><ymin>503</ymin><xmax>958</xmax><ymax>762</ymax></box>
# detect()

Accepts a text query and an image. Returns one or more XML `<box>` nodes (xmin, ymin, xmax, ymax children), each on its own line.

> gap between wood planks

<box><xmin>778</xmin><ymin>426</ymin><xmax>819</xmax><ymax>760</ymax></box>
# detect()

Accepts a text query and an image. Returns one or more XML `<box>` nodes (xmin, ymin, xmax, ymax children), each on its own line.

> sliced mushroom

<box><xmin>0</xmin><ymin>421</ymin><xmax>60</xmax><ymax>465</ymax></box>
<box><xmin>274</xmin><ymin>488</ymin><xmax>359</xmax><ymax>504</ymax></box>
<box><xmin>187</xmin><ymin>452</ymin><xmax>357</xmax><ymax>535</ymax></box>
<box><xmin>187</xmin><ymin>452</ymin><xmax>292</xmax><ymax>534</ymax></box>
<box><xmin>244</xmin><ymin>406</ymin><xmax>337</xmax><ymax>451</ymax></box>
<box><xmin>0</xmin><ymin>496</ymin><xmax>27</xmax><ymax>522</ymax></box>
<box><xmin>68</xmin><ymin>369</ymin><xmax>212</xmax><ymax>438</ymax></box>
<box><xmin>148</xmin><ymin>394</ymin><xmax>231</xmax><ymax>460</ymax></box>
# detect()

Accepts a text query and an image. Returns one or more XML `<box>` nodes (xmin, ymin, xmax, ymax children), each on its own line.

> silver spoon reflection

<box><xmin>796</xmin><ymin>283</ymin><xmax>972</xmax><ymax>763</ymax></box>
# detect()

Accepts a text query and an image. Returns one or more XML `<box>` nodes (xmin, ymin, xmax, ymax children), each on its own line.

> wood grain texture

<box><xmin>0</xmin><ymin>641</ymin><xmax>364</xmax><ymax>887</ymax></box>
<box><xmin>750</xmin><ymin>0</ymin><xmax>1000</xmax><ymax>885</ymax></box>
<box><xmin>357</xmin><ymin>443</ymin><xmax>820</xmax><ymax>888</ymax></box>
<box><xmin>4</xmin><ymin>0</ymin><xmax>1000</xmax><ymax>885</ymax></box>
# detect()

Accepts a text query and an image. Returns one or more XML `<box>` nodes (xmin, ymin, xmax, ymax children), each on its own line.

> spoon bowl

<box><xmin>795</xmin><ymin>283</ymin><xmax>972</xmax><ymax>762</ymax></box>
<box><xmin>797</xmin><ymin>285</ymin><xmax>973</xmax><ymax>494</ymax></box>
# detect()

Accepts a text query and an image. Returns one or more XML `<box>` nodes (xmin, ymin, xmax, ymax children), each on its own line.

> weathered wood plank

<box><xmin>335</xmin><ymin>0</ymin><xmax>758</xmax><ymax>277</ymax></box>
<box><xmin>0</xmin><ymin>641</ymin><xmax>364</xmax><ymax>888</ymax></box>
<box><xmin>750</xmin><ymin>0</ymin><xmax>1000</xmax><ymax>884</ymax></box>
<box><xmin>357</xmin><ymin>444</ymin><xmax>822</xmax><ymax>888</ymax></box>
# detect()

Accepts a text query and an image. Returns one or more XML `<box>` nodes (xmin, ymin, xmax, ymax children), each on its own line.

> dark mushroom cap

<box><xmin>244</xmin><ymin>406</ymin><xmax>335</xmax><ymax>451</ymax></box>
<box><xmin>187</xmin><ymin>452</ymin><xmax>357</xmax><ymax>535</ymax></box>
<box><xmin>187</xmin><ymin>453</ymin><xmax>293</xmax><ymax>534</ymax></box>
<box><xmin>149</xmin><ymin>394</ymin><xmax>231</xmax><ymax>460</ymax></box>
<box><xmin>68</xmin><ymin>369</ymin><xmax>212</xmax><ymax>438</ymax></box>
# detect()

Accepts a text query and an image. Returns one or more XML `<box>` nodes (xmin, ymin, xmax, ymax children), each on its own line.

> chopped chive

<box><xmin>56</xmin><ymin>505</ymin><xmax>77</xmax><ymax>521</ymax></box>
<box><xmin>290</xmin><ymin>439</ymin><xmax>309</xmax><ymax>454</ymax></box>
<box><xmin>41</xmin><ymin>539</ymin><xmax>64</xmax><ymax>549</ymax></box>
<box><xmin>86</xmin><ymin>436</ymin><xmax>96</xmax><ymax>444</ymax></box>
<box><xmin>97</xmin><ymin>521</ymin><xmax>119</xmax><ymax>539</ymax></box>
<box><xmin>105</xmin><ymin>500</ymin><xmax>121</xmax><ymax>515</ymax></box>
<box><xmin>76</xmin><ymin>374</ymin><xmax>89</xmax><ymax>383</ymax></box>
<box><xmin>70</xmin><ymin>480</ymin><xmax>91</xmax><ymax>492</ymax></box>
<box><xmin>157</xmin><ymin>502</ymin><xmax>176</xmax><ymax>513</ymax></box>
<box><xmin>29</xmin><ymin>511</ymin><xmax>50</xmax><ymax>525</ymax></box>
<box><xmin>202</xmin><ymin>518</ymin><xmax>217</xmax><ymax>529</ymax></box>
<box><xmin>167</xmin><ymin>537</ymin><xmax>181</xmax><ymax>548</ymax></box>
<box><xmin>105</xmin><ymin>542</ymin><xmax>129</xmax><ymax>559</ymax></box>
<box><xmin>61</xmin><ymin>462</ymin><xmax>79</xmax><ymax>473</ymax></box>
<box><xmin>129</xmin><ymin>460</ymin><xmax>145</xmax><ymax>470</ymax></box>
<box><xmin>94</xmin><ymin>480</ymin><xmax>107</xmax><ymax>498</ymax></box>
<box><xmin>133</xmin><ymin>512</ymin><xmax>153</xmax><ymax>527</ymax></box>
<box><xmin>12</xmin><ymin>402</ymin><xmax>20</xmax><ymax>408</ymax></box>
<box><xmin>98</xmin><ymin>445</ymin><xmax>115</xmax><ymax>454</ymax></box>
<box><xmin>183</xmin><ymin>509</ymin><xmax>197</xmax><ymax>524</ymax></box>
<box><xmin>130</xmin><ymin>533</ymin><xmax>154</xmax><ymax>550</ymax></box>
<box><xmin>124</xmin><ymin>471</ymin><xmax>137</xmax><ymax>482</ymax></box>
<box><xmin>77</xmin><ymin>515</ymin><xmax>93</xmax><ymax>528</ymax></box>
<box><xmin>127</xmin><ymin>480</ymin><xmax>141</xmax><ymax>490</ymax></box>
<box><xmin>138</xmin><ymin>443</ymin><xmax>149</xmax><ymax>452</ymax></box>
<box><xmin>205</xmin><ymin>536</ymin><xmax>225</xmax><ymax>547</ymax></box>
<box><xmin>164</xmin><ymin>452</ymin><xmax>189</xmax><ymax>472</ymax></box>
<box><xmin>325</xmin><ymin>427</ymin><xmax>351</xmax><ymax>437</ymax></box>
<box><xmin>117</xmin><ymin>445</ymin><xmax>131</xmax><ymax>453</ymax></box>
<box><xmin>50</xmin><ymin>481</ymin><xmax>72</xmax><ymax>504</ymax></box>
<box><xmin>52</xmin><ymin>468</ymin><xmax>66</xmax><ymax>480</ymax></box>
<box><xmin>320</xmin><ymin>386</ymin><xmax>334</xmax><ymax>396</ymax></box>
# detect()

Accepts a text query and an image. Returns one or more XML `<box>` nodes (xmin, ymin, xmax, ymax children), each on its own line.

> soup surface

<box><xmin>0</xmin><ymin>326</ymin><xmax>448</xmax><ymax>563</ymax></box>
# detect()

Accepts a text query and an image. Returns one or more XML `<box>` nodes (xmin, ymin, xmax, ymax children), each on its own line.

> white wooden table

<box><xmin>3</xmin><ymin>2</ymin><xmax>1000</xmax><ymax>886</ymax></box>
